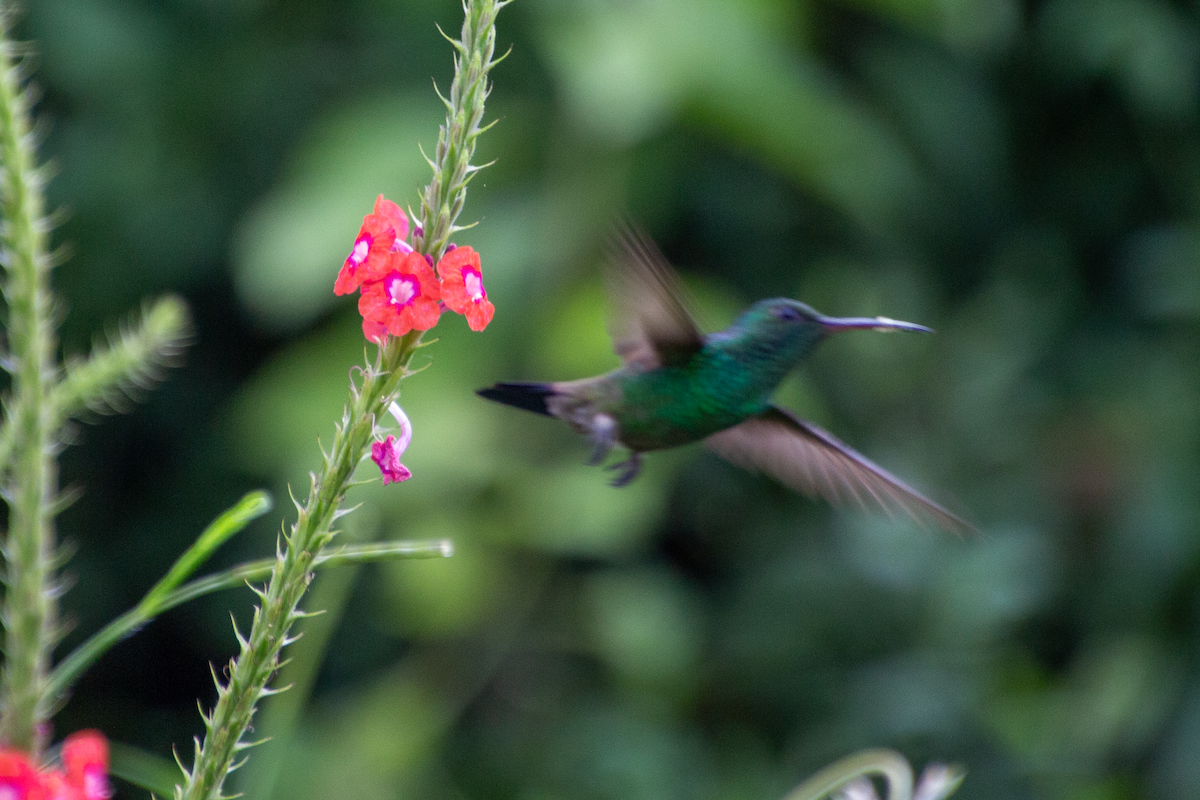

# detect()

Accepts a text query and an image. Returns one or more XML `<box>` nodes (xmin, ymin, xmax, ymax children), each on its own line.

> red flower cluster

<box><xmin>335</xmin><ymin>195</ymin><xmax>495</xmax><ymax>341</ymax></box>
<box><xmin>0</xmin><ymin>730</ymin><xmax>110</xmax><ymax>800</ymax></box>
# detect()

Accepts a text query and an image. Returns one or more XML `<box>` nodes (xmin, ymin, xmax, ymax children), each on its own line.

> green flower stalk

<box><xmin>779</xmin><ymin>749</ymin><xmax>964</xmax><ymax>800</ymax></box>
<box><xmin>176</xmin><ymin>3</ymin><xmax>509</xmax><ymax>798</ymax></box>
<box><xmin>0</xmin><ymin>10</ymin><xmax>61</xmax><ymax>753</ymax></box>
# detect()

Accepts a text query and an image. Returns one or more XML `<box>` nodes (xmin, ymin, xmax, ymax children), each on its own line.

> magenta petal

<box><xmin>371</xmin><ymin>435</ymin><xmax>412</xmax><ymax>485</ymax></box>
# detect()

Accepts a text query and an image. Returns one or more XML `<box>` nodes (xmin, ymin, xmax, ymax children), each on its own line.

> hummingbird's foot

<box><xmin>586</xmin><ymin>413</ymin><xmax>617</xmax><ymax>466</ymax></box>
<box><xmin>607</xmin><ymin>452</ymin><xmax>642</xmax><ymax>488</ymax></box>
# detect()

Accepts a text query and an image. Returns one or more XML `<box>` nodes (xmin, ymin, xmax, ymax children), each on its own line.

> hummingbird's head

<box><xmin>730</xmin><ymin>298</ymin><xmax>933</xmax><ymax>361</ymax></box>
<box><xmin>730</xmin><ymin>299</ymin><xmax>830</xmax><ymax>356</ymax></box>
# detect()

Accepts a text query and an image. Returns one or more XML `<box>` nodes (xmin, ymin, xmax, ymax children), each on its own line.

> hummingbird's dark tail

<box><xmin>477</xmin><ymin>382</ymin><xmax>557</xmax><ymax>417</ymax></box>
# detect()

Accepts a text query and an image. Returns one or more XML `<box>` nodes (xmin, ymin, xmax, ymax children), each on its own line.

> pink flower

<box><xmin>371</xmin><ymin>402</ymin><xmax>413</xmax><ymax>485</ymax></box>
<box><xmin>335</xmin><ymin>195</ymin><xmax>416</xmax><ymax>296</ymax></box>
<box><xmin>0</xmin><ymin>731</ymin><xmax>112</xmax><ymax>800</ymax></box>
<box><xmin>371</xmin><ymin>195</ymin><xmax>416</xmax><ymax>255</ymax></box>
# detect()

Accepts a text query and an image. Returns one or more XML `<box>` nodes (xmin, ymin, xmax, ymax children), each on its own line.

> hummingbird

<box><xmin>478</xmin><ymin>229</ymin><xmax>971</xmax><ymax>534</ymax></box>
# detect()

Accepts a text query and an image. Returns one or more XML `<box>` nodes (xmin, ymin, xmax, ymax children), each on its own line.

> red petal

<box><xmin>436</xmin><ymin>245</ymin><xmax>480</xmax><ymax>281</ymax></box>
<box><xmin>63</xmin><ymin>730</ymin><xmax>108</xmax><ymax>773</ymax></box>
<box><xmin>407</xmin><ymin>297</ymin><xmax>443</xmax><ymax>331</ymax></box>
<box><xmin>464</xmin><ymin>298</ymin><xmax>495</xmax><ymax>331</ymax></box>
<box><xmin>373</xmin><ymin>194</ymin><xmax>410</xmax><ymax>241</ymax></box>
<box><xmin>362</xmin><ymin>317</ymin><xmax>388</xmax><ymax>343</ymax></box>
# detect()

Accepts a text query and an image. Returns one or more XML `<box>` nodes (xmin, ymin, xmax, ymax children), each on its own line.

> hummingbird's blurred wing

<box><xmin>606</xmin><ymin>226</ymin><xmax>704</xmax><ymax>370</ymax></box>
<box><xmin>705</xmin><ymin>406</ymin><xmax>974</xmax><ymax>535</ymax></box>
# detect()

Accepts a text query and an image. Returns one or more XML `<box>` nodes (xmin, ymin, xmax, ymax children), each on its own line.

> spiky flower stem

<box><xmin>177</xmin><ymin>3</ymin><xmax>508</xmax><ymax>798</ymax></box>
<box><xmin>176</xmin><ymin>333</ymin><xmax>419</xmax><ymax>800</ymax></box>
<box><xmin>0</xmin><ymin>10</ymin><xmax>60</xmax><ymax>754</ymax></box>
<box><xmin>415</xmin><ymin>0</ymin><xmax>508</xmax><ymax>263</ymax></box>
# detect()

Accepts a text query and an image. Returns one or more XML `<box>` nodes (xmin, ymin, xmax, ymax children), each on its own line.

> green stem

<box><xmin>0</xmin><ymin>13</ymin><xmax>60</xmax><ymax>753</ymax></box>
<box><xmin>0</xmin><ymin>294</ymin><xmax>192</xmax><ymax>480</ymax></box>
<box><xmin>779</xmin><ymin>749</ymin><xmax>913</xmax><ymax>800</ymax></box>
<box><xmin>177</xmin><ymin>334</ymin><xmax>419</xmax><ymax>800</ymax></box>
<box><xmin>235</xmin><ymin>517</ymin><xmax>374</xmax><ymax>800</ymax></box>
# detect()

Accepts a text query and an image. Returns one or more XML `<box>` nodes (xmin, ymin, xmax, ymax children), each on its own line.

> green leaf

<box><xmin>139</xmin><ymin>490</ymin><xmax>273</xmax><ymax>613</ymax></box>
<box><xmin>46</xmin><ymin>491</ymin><xmax>274</xmax><ymax>700</ymax></box>
<box><xmin>109</xmin><ymin>741</ymin><xmax>183</xmax><ymax>800</ymax></box>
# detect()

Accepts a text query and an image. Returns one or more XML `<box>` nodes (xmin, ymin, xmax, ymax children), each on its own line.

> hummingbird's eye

<box><xmin>772</xmin><ymin>305</ymin><xmax>802</xmax><ymax>321</ymax></box>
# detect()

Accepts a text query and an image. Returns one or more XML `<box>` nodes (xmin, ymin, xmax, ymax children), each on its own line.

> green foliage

<box><xmin>12</xmin><ymin>0</ymin><xmax>1200</xmax><ymax>798</ymax></box>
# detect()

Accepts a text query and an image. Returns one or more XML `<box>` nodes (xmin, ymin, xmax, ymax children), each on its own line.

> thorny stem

<box><xmin>177</xmin><ymin>334</ymin><xmax>418</xmax><ymax>800</ymax></box>
<box><xmin>0</xmin><ymin>10</ymin><xmax>60</xmax><ymax>754</ymax></box>
<box><xmin>415</xmin><ymin>0</ymin><xmax>508</xmax><ymax>263</ymax></box>
<box><xmin>177</xmin><ymin>2</ymin><xmax>508</xmax><ymax>797</ymax></box>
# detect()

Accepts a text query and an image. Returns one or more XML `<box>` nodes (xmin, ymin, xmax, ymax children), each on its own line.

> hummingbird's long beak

<box><xmin>819</xmin><ymin>315</ymin><xmax>934</xmax><ymax>334</ymax></box>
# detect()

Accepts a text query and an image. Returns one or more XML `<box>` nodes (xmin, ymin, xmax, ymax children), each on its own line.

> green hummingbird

<box><xmin>478</xmin><ymin>229</ymin><xmax>970</xmax><ymax>534</ymax></box>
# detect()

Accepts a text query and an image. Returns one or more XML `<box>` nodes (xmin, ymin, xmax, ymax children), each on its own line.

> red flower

<box><xmin>335</xmin><ymin>213</ymin><xmax>395</xmax><ymax>296</ymax></box>
<box><xmin>358</xmin><ymin>251</ymin><xmax>442</xmax><ymax>336</ymax></box>
<box><xmin>335</xmin><ymin>195</ymin><xmax>415</xmax><ymax>296</ymax></box>
<box><xmin>437</xmin><ymin>246</ymin><xmax>494</xmax><ymax>331</ymax></box>
<box><xmin>0</xmin><ymin>732</ymin><xmax>110</xmax><ymax>800</ymax></box>
<box><xmin>0</xmin><ymin>749</ymin><xmax>45</xmax><ymax>800</ymax></box>
<box><xmin>61</xmin><ymin>731</ymin><xmax>109</xmax><ymax>800</ymax></box>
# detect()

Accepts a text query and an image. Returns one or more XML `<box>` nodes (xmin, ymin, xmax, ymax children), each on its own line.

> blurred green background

<box><xmin>21</xmin><ymin>0</ymin><xmax>1200</xmax><ymax>798</ymax></box>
